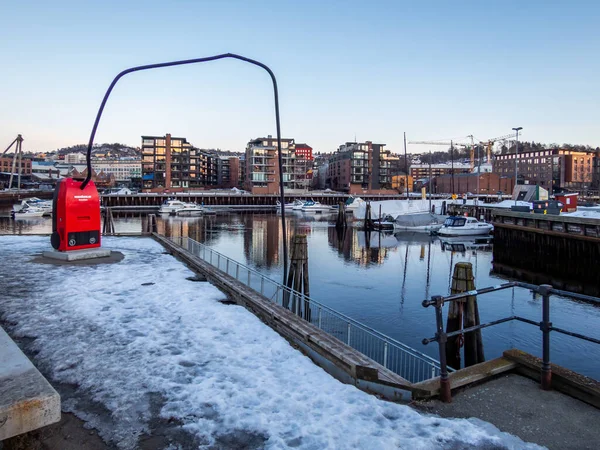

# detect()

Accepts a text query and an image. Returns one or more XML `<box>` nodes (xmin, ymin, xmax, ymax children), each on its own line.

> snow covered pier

<box><xmin>0</xmin><ymin>235</ymin><xmax>543</xmax><ymax>449</ymax></box>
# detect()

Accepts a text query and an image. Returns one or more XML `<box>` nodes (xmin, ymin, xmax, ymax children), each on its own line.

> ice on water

<box><xmin>0</xmin><ymin>236</ymin><xmax>543</xmax><ymax>449</ymax></box>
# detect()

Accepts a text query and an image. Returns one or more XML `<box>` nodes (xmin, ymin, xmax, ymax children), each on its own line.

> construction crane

<box><xmin>408</xmin><ymin>140</ymin><xmax>472</xmax><ymax>169</ymax></box>
<box><xmin>408</xmin><ymin>140</ymin><xmax>470</xmax><ymax>194</ymax></box>
<box><xmin>2</xmin><ymin>134</ymin><xmax>24</xmax><ymax>190</ymax></box>
<box><xmin>477</xmin><ymin>133</ymin><xmax>521</xmax><ymax>163</ymax></box>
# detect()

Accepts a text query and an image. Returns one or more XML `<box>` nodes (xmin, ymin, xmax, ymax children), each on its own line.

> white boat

<box><xmin>174</xmin><ymin>204</ymin><xmax>216</xmax><ymax>216</ymax></box>
<box><xmin>158</xmin><ymin>200</ymin><xmax>196</xmax><ymax>214</ymax></box>
<box><xmin>12</xmin><ymin>206</ymin><xmax>46</xmax><ymax>219</ymax></box>
<box><xmin>301</xmin><ymin>200</ymin><xmax>335</xmax><ymax>213</ymax></box>
<box><xmin>345</xmin><ymin>196</ymin><xmax>365</xmax><ymax>212</ymax></box>
<box><xmin>437</xmin><ymin>216</ymin><xmax>494</xmax><ymax>237</ymax></box>
<box><xmin>292</xmin><ymin>199</ymin><xmax>307</xmax><ymax>211</ymax></box>
<box><xmin>393</xmin><ymin>213</ymin><xmax>446</xmax><ymax>233</ymax></box>
<box><xmin>13</xmin><ymin>197</ymin><xmax>53</xmax><ymax>216</ymax></box>
<box><xmin>276</xmin><ymin>200</ymin><xmax>295</xmax><ymax>211</ymax></box>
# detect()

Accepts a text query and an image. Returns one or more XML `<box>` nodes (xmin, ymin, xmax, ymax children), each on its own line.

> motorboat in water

<box><xmin>174</xmin><ymin>203</ymin><xmax>216</xmax><ymax>216</ymax></box>
<box><xmin>437</xmin><ymin>216</ymin><xmax>494</xmax><ymax>237</ymax></box>
<box><xmin>393</xmin><ymin>213</ymin><xmax>447</xmax><ymax>233</ymax></box>
<box><xmin>13</xmin><ymin>197</ymin><xmax>53</xmax><ymax>216</ymax></box>
<box><xmin>158</xmin><ymin>200</ymin><xmax>195</xmax><ymax>214</ymax></box>
<box><xmin>12</xmin><ymin>205</ymin><xmax>46</xmax><ymax>219</ymax></box>
<box><xmin>292</xmin><ymin>199</ymin><xmax>307</xmax><ymax>210</ymax></box>
<box><xmin>276</xmin><ymin>200</ymin><xmax>295</xmax><ymax>211</ymax></box>
<box><xmin>301</xmin><ymin>200</ymin><xmax>335</xmax><ymax>213</ymax></box>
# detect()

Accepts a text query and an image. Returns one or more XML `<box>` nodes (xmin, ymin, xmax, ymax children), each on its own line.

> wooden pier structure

<box><xmin>492</xmin><ymin>210</ymin><xmax>600</xmax><ymax>295</ymax></box>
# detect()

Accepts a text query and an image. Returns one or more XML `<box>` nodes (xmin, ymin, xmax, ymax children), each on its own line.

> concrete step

<box><xmin>0</xmin><ymin>327</ymin><xmax>61</xmax><ymax>441</ymax></box>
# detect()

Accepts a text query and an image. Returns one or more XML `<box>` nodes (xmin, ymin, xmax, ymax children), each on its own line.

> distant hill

<box><xmin>51</xmin><ymin>143</ymin><xmax>139</xmax><ymax>158</ymax></box>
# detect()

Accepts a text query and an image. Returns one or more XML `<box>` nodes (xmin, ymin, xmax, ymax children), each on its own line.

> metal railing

<box><xmin>422</xmin><ymin>281</ymin><xmax>600</xmax><ymax>402</ymax></box>
<box><xmin>167</xmin><ymin>235</ymin><xmax>445</xmax><ymax>383</ymax></box>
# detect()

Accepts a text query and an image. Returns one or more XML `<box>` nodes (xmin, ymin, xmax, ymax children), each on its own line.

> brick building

<box><xmin>493</xmin><ymin>149</ymin><xmax>595</xmax><ymax>192</ymax></box>
<box><xmin>141</xmin><ymin>134</ymin><xmax>219</xmax><ymax>189</ymax></box>
<box><xmin>432</xmin><ymin>172</ymin><xmax>514</xmax><ymax>195</ymax></box>
<box><xmin>0</xmin><ymin>156</ymin><xmax>32</xmax><ymax>176</ymax></box>
<box><xmin>325</xmin><ymin>141</ymin><xmax>401</xmax><ymax>194</ymax></box>
<box><xmin>244</xmin><ymin>136</ymin><xmax>296</xmax><ymax>194</ymax></box>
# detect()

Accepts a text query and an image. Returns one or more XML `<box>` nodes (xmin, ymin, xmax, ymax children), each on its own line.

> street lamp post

<box><xmin>512</xmin><ymin>127</ymin><xmax>523</xmax><ymax>203</ymax></box>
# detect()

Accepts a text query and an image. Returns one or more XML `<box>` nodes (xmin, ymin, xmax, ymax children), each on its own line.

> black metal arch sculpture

<box><xmin>83</xmin><ymin>53</ymin><xmax>288</xmax><ymax>281</ymax></box>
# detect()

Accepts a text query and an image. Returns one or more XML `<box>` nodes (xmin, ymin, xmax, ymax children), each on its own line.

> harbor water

<box><xmin>1</xmin><ymin>209</ymin><xmax>599</xmax><ymax>380</ymax></box>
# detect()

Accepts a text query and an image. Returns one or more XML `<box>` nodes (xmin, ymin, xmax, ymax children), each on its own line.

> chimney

<box><xmin>165</xmin><ymin>133</ymin><xmax>172</xmax><ymax>188</ymax></box>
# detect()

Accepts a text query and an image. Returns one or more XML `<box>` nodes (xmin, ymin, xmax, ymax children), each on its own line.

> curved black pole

<box><xmin>84</xmin><ymin>53</ymin><xmax>288</xmax><ymax>282</ymax></box>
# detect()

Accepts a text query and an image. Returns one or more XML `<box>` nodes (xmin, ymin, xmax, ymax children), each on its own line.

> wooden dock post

<box><xmin>364</xmin><ymin>202</ymin><xmax>373</xmax><ymax>231</ymax></box>
<box><xmin>102</xmin><ymin>207</ymin><xmax>115</xmax><ymax>235</ymax></box>
<box><xmin>336</xmin><ymin>202</ymin><xmax>347</xmax><ymax>230</ymax></box>
<box><xmin>285</xmin><ymin>235</ymin><xmax>311</xmax><ymax>320</ymax></box>
<box><xmin>445</xmin><ymin>262</ymin><xmax>484</xmax><ymax>369</ymax></box>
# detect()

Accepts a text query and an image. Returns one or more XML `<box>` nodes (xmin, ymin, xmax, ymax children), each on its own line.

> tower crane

<box><xmin>408</xmin><ymin>140</ymin><xmax>472</xmax><ymax>168</ymax></box>
<box><xmin>477</xmin><ymin>133</ymin><xmax>521</xmax><ymax>163</ymax></box>
<box><xmin>2</xmin><ymin>134</ymin><xmax>24</xmax><ymax>190</ymax></box>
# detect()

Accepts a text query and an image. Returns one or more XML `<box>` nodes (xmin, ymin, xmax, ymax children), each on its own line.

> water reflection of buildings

<box><xmin>242</xmin><ymin>215</ymin><xmax>282</xmax><ymax>269</ymax></box>
<box><xmin>327</xmin><ymin>227</ymin><xmax>393</xmax><ymax>266</ymax></box>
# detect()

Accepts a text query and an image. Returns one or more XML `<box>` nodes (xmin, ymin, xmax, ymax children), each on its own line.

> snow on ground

<box><xmin>0</xmin><ymin>236</ymin><xmax>543</xmax><ymax>450</ymax></box>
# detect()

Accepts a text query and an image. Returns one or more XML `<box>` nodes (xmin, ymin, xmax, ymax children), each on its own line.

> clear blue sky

<box><xmin>1</xmin><ymin>0</ymin><xmax>598</xmax><ymax>154</ymax></box>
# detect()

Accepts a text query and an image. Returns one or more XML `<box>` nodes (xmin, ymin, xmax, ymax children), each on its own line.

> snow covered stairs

<box><xmin>0</xmin><ymin>326</ymin><xmax>61</xmax><ymax>440</ymax></box>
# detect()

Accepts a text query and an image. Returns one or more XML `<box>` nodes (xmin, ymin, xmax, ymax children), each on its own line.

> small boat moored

<box><xmin>301</xmin><ymin>200</ymin><xmax>335</xmax><ymax>214</ymax></box>
<box><xmin>12</xmin><ymin>205</ymin><xmax>46</xmax><ymax>219</ymax></box>
<box><xmin>437</xmin><ymin>216</ymin><xmax>494</xmax><ymax>237</ymax></box>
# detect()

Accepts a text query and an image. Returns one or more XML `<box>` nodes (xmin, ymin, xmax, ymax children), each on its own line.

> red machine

<box><xmin>51</xmin><ymin>178</ymin><xmax>101</xmax><ymax>251</ymax></box>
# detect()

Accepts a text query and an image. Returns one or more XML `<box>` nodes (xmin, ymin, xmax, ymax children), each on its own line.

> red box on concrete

<box><xmin>51</xmin><ymin>178</ymin><xmax>101</xmax><ymax>252</ymax></box>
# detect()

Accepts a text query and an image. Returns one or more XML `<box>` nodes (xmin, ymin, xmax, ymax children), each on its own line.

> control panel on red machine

<box><xmin>51</xmin><ymin>178</ymin><xmax>101</xmax><ymax>251</ymax></box>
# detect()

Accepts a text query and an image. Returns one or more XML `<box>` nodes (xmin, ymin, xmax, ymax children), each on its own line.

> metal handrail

<box><xmin>422</xmin><ymin>281</ymin><xmax>600</xmax><ymax>402</ymax></box>
<box><xmin>166</xmin><ymin>235</ymin><xmax>445</xmax><ymax>382</ymax></box>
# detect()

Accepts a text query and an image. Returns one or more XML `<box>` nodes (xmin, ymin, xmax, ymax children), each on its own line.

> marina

<box><xmin>2</xmin><ymin>209</ymin><xmax>599</xmax><ymax>381</ymax></box>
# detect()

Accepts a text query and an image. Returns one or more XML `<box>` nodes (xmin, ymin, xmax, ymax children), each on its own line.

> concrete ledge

<box><xmin>42</xmin><ymin>248</ymin><xmax>111</xmax><ymax>261</ymax></box>
<box><xmin>412</xmin><ymin>357</ymin><xmax>517</xmax><ymax>399</ymax></box>
<box><xmin>504</xmin><ymin>348</ymin><xmax>600</xmax><ymax>409</ymax></box>
<box><xmin>0</xmin><ymin>327</ymin><xmax>61</xmax><ymax>441</ymax></box>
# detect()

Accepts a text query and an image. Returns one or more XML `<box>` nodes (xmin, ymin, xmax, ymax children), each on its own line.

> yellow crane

<box><xmin>478</xmin><ymin>133</ymin><xmax>520</xmax><ymax>163</ymax></box>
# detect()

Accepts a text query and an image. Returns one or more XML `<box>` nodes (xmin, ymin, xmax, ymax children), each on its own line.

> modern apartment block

<box><xmin>325</xmin><ymin>141</ymin><xmax>400</xmax><ymax>193</ymax></box>
<box><xmin>141</xmin><ymin>134</ymin><xmax>221</xmax><ymax>189</ymax></box>
<box><xmin>493</xmin><ymin>149</ymin><xmax>596</xmax><ymax>192</ymax></box>
<box><xmin>244</xmin><ymin>136</ymin><xmax>296</xmax><ymax>194</ymax></box>
<box><xmin>216</xmin><ymin>156</ymin><xmax>241</xmax><ymax>189</ymax></box>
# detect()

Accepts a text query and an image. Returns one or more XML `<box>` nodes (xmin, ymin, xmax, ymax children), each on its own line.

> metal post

<box><xmin>539</xmin><ymin>284</ymin><xmax>553</xmax><ymax>390</ymax></box>
<box><xmin>433</xmin><ymin>295</ymin><xmax>452</xmax><ymax>402</ymax></box>
<box><xmin>347</xmin><ymin>322</ymin><xmax>351</xmax><ymax>345</ymax></box>
<box><xmin>236</xmin><ymin>264</ymin><xmax>240</xmax><ymax>280</ymax></box>
<box><xmin>383</xmin><ymin>342</ymin><xmax>388</xmax><ymax>368</ymax></box>
<box><xmin>318</xmin><ymin>307</ymin><xmax>322</xmax><ymax>329</ymax></box>
<box><xmin>512</xmin><ymin>127</ymin><xmax>522</xmax><ymax>203</ymax></box>
<box><xmin>226</xmin><ymin>259</ymin><xmax>230</xmax><ymax>275</ymax></box>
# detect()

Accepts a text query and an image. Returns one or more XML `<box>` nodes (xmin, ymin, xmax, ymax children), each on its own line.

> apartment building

<box><xmin>493</xmin><ymin>149</ymin><xmax>595</xmax><ymax>192</ymax></box>
<box><xmin>294</xmin><ymin>143</ymin><xmax>313</xmax><ymax>190</ymax></box>
<box><xmin>244</xmin><ymin>136</ymin><xmax>296</xmax><ymax>194</ymax></box>
<box><xmin>0</xmin><ymin>156</ymin><xmax>32</xmax><ymax>175</ymax></box>
<box><xmin>141</xmin><ymin>134</ymin><xmax>221</xmax><ymax>189</ymax></box>
<box><xmin>325</xmin><ymin>141</ymin><xmax>400</xmax><ymax>193</ymax></box>
<box><xmin>216</xmin><ymin>156</ymin><xmax>241</xmax><ymax>189</ymax></box>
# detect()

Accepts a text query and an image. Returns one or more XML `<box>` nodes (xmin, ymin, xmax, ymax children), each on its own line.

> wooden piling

<box><xmin>102</xmin><ymin>207</ymin><xmax>115</xmax><ymax>235</ymax></box>
<box><xmin>364</xmin><ymin>202</ymin><xmax>373</xmax><ymax>231</ymax></box>
<box><xmin>285</xmin><ymin>235</ymin><xmax>311</xmax><ymax>320</ymax></box>
<box><xmin>336</xmin><ymin>202</ymin><xmax>347</xmax><ymax>230</ymax></box>
<box><xmin>445</xmin><ymin>262</ymin><xmax>484</xmax><ymax>369</ymax></box>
